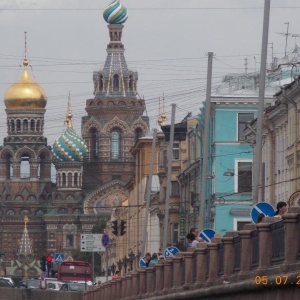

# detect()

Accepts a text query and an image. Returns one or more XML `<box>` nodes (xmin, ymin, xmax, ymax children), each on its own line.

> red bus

<box><xmin>57</xmin><ymin>261</ymin><xmax>92</xmax><ymax>283</ymax></box>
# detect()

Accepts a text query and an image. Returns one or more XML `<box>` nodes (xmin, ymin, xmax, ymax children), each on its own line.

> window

<box><xmin>237</xmin><ymin>161</ymin><xmax>252</xmax><ymax>193</ymax></box>
<box><xmin>134</xmin><ymin>128</ymin><xmax>143</xmax><ymax>143</ymax></box>
<box><xmin>171</xmin><ymin>181</ymin><xmax>180</xmax><ymax>196</ymax></box>
<box><xmin>90</xmin><ymin>128</ymin><xmax>99</xmax><ymax>159</ymax></box>
<box><xmin>238</xmin><ymin>113</ymin><xmax>254</xmax><ymax>141</ymax></box>
<box><xmin>113</xmin><ymin>74</ymin><xmax>119</xmax><ymax>91</ymax></box>
<box><xmin>66</xmin><ymin>235</ymin><xmax>74</xmax><ymax>247</ymax></box>
<box><xmin>111</xmin><ymin>129</ymin><xmax>121</xmax><ymax>159</ymax></box>
<box><xmin>173</xmin><ymin>143</ymin><xmax>180</xmax><ymax>160</ymax></box>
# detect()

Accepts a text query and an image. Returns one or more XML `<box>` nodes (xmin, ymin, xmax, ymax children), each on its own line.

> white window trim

<box><xmin>234</xmin><ymin>159</ymin><xmax>252</xmax><ymax>193</ymax></box>
<box><xmin>233</xmin><ymin>217</ymin><xmax>251</xmax><ymax>231</ymax></box>
<box><xmin>236</xmin><ymin>112</ymin><xmax>255</xmax><ymax>141</ymax></box>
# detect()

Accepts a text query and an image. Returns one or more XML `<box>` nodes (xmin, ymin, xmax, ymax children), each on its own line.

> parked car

<box><xmin>45</xmin><ymin>278</ymin><xmax>64</xmax><ymax>290</ymax></box>
<box><xmin>0</xmin><ymin>277</ymin><xmax>15</xmax><ymax>287</ymax></box>
<box><xmin>0</xmin><ymin>278</ymin><xmax>14</xmax><ymax>288</ymax></box>
<box><xmin>17</xmin><ymin>279</ymin><xmax>40</xmax><ymax>289</ymax></box>
<box><xmin>59</xmin><ymin>282</ymin><xmax>88</xmax><ymax>291</ymax></box>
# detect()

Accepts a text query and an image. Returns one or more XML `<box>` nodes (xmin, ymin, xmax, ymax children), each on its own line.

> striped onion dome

<box><xmin>53</xmin><ymin>127</ymin><xmax>87</xmax><ymax>162</ymax></box>
<box><xmin>103</xmin><ymin>0</ymin><xmax>128</xmax><ymax>24</ymax></box>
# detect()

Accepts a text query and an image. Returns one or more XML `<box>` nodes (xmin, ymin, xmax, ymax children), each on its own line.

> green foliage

<box><xmin>92</xmin><ymin>218</ymin><xmax>109</xmax><ymax>233</ymax></box>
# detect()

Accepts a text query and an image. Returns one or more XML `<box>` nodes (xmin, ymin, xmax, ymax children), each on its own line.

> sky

<box><xmin>0</xmin><ymin>0</ymin><xmax>300</xmax><ymax>145</ymax></box>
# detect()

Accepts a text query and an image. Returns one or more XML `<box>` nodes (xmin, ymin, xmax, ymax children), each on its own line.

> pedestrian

<box><xmin>186</xmin><ymin>233</ymin><xmax>199</xmax><ymax>248</ymax></box>
<box><xmin>145</xmin><ymin>252</ymin><xmax>151</xmax><ymax>267</ymax></box>
<box><xmin>274</xmin><ymin>201</ymin><xmax>287</xmax><ymax>219</ymax></box>
<box><xmin>150</xmin><ymin>253</ymin><xmax>158</xmax><ymax>265</ymax></box>
<box><xmin>112</xmin><ymin>270</ymin><xmax>120</xmax><ymax>279</ymax></box>
<box><xmin>190</xmin><ymin>227</ymin><xmax>204</xmax><ymax>242</ymax></box>
<box><xmin>97</xmin><ymin>280</ymin><xmax>101</xmax><ymax>287</ymax></box>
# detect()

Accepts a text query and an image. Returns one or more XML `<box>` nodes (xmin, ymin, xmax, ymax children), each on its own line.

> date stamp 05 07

<box><xmin>254</xmin><ymin>275</ymin><xmax>300</xmax><ymax>285</ymax></box>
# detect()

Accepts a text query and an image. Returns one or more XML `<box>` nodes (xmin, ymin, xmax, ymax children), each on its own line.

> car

<box><xmin>59</xmin><ymin>282</ymin><xmax>89</xmax><ymax>292</ymax></box>
<box><xmin>45</xmin><ymin>278</ymin><xmax>64</xmax><ymax>290</ymax></box>
<box><xmin>17</xmin><ymin>279</ymin><xmax>40</xmax><ymax>289</ymax></box>
<box><xmin>0</xmin><ymin>277</ymin><xmax>15</xmax><ymax>287</ymax></box>
<box><xmin>0</xmin><ymin>278</ymin><xmax>14</xmax><ymax>288</ymax></box>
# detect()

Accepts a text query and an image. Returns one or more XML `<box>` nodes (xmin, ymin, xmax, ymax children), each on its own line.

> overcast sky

<box><xmin>0</xmin><ymin>0</ymin><xmax>300</xmax><ymax>145</ymax></box>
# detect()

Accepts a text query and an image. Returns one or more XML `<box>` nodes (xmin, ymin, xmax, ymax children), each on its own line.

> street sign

<box><xmin>199</xmin><ymin>228</ymin><xmax>215</xmax><ymax>242</ymax></box>
<box><xmin>163</xmin><ymin>246</ymin><xmax>180</xmax><ymax>260</ymax></box>
<box><xmin>101</xmin><ymin>233</ymin><xmax>110</xmax><ymax>248</ymax></box>
<box><xmin>251</xmin><ymin>202</ymin><xmax>275</xmax><ymax>224</ymax></box>
<box><xmin>54</xmin><ymin>253</ymin><xmax>64</xmax><ymax>264</ymax></box>
<box><xmin>80</xmin><ymin>234</ymin><xmax>105</xmax><ymax>252</ymax></box>
<box><xmin>139</xmin><ymin>256</ymin><xmax>147</xmax><ymax>268</ymax></box>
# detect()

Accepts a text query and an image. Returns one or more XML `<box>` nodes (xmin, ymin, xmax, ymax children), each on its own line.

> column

<box><xmin>182</xmin><ymin>252</ymin><xmax>194</xmax><ymax>290</ymax></box>
<box><xmin>138</xmin><ymin>268</ymin><xmax>146</xmax><ymax>296</ymax></box>
<box><xmin>154</xmin><ymin>264</ymin><xmax>164</xmax><ymax>296</ymax></box>
<box><xmin>162</xmin><ymin>259</ymin><xmax>173</xmax><ymax>294</ymax></box>
<box><xmin>171</xmin><ymin>256</ymin><xmax>183</xmax><ymax>292</ymax></box>
<box><xmin>194</xmin><ymin>243</ymin><xmax>208</xmax><ymax>287</ymax></box>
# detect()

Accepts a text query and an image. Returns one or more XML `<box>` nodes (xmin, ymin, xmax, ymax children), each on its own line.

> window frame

<box><xmin>237</xmin><ymin>112</ymin><xmax>254</xmax><ymax>141</ymax></box>
<box><xmin>234</xmin><ymin>159</ymin><xmax>253</xmax><ymax>193</ymax></box>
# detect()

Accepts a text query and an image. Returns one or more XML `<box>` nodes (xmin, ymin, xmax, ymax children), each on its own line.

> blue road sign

<box><xmin>139</xmin><ymin>256</ymin><xmax>147</xmax><ymax>267</ymax></box>
<box><xmin>164</xmin><ymin>246</ymin><xmax>180</xmax><ymax>260</ymax></box>
<box><xmin>251</xmin><ymin>202</ymin><xmax>275</xmax><ymax>223</ymax></box>
<box><xmin>101</xmin><ymin>233</ymin><xmax>110</xmax><ymax>248</ymax></box>
<box><xmin>199</xmin><ymin>228</ymin><xmax>216</xmax><ymax>242</ymax></box>
<box><xmin>54</xmin><ymin>253</ymin><xmax>64</xmax><ymax>264</ymax></box>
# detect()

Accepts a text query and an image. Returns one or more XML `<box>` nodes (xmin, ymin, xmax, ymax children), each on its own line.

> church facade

<box><xmin>0</xmin><ymin>0</ymin><xmax>148</xmax><ymax>277</ymax></box>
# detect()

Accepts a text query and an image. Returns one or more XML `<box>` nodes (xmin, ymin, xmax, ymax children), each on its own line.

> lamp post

<box><xmin>111</xmin><ymin>263</ymin><xmax>116</xmax><ymax>275</ymax></box>
<box><xmin>128</xmin><ymin>251</ymin><xmax>135</xmax><ymax>271</ymax></box>
<box><xmin>123</xmin><ymin>256</ymin><xmax>128</xmax><ymax>273</ymax></box>
<box><xmin>117</xmin><ymin>259</ymin><xmax>123</xmax><ymax>272</ymax></box>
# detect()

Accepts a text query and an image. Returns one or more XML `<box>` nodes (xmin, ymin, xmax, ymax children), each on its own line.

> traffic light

<box><xmin>40</xmin><ymin>256</ymin><xmax>46</xmax><ymax>272</ymax></box>
<box><xmin>111</xmin><ymin>220</ymin><xmax>118</xmax><ymax>236</ymax></box>
<box><xmin>120</xmin><ymin>220</ymin><xmax>126</xmax><ymax>236</ymax></box>
<box><xmin>46</xmin><ymin>255</ymin><xmax>52</xmax><ymax>272</ymax></box>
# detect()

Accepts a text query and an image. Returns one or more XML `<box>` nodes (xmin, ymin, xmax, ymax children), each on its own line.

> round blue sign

<box><xmin>163</xmin><ymin>246</ymin><xmax>180</xmax><ymax>260</ymax></box>
<box><xmin>199</xmin><ymin>228</ymin><xmax>215</xmax><ymax>242</ymax></box>
<box><xmin>251</xmin><ymin>202</ymin><xmax>275</xmax><ymax>224</ymax></box>
<box><xmin>101</xmin><ymin>233</ymin><xmax>110</xmax><ymax>248</ymax></box>
<box><xmin>139</xmin><ymin>256</ymin><xmax>147</xmax><ymax>267</ymax></box>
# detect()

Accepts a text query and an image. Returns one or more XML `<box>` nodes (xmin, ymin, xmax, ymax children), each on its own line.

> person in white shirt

<box><xmin>186</xmin><ymin>233</ymin><xmax>199</xmax><ymax>248</ymax></box>
<box><xmin>190</xmin><ymin>227</ymin><xmax>204</xmax><ymax>242</ymax></box>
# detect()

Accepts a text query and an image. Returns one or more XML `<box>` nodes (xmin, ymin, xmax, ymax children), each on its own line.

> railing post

<box><xmin>222</xmin><ymin>232</ymin><xmax>239</xmax><ymax>281</ymax></box>
<box><xmin>194</xmin><ymin>243</ymin><xmax>208</xmax><ymax>287</ymax></box>
<box><xmin>162</xmin><ymin>259</ymin><xmax>173</xmax><ymax>294</ymax></box>
<box><xmin>102</xmin><ymin>282</ymin><xmax>108</xmax><ymax>300</ymax></box>
<box><xmin>106</xmin><ymin>281</ymin><xmax>112</xmax><ymax>300</ymax></box>
<box><xmin>145</xmin><ymin>266</ymin><xmax>155</xmax><ymax>297</ymax></box>
<box><xmin>154</xmin><ymin>263</ymin><xmax>164</xmax><ymax>296</ymax></box>
<box><xmin>171</xmin><ymin>256</ymin><xmax>183</xmax><ymax>292</ymax></box>
<box><xmin>115</xmin><ymin>278</ymin><xmax>122</xmax><ymax>299</ymax></box>
<box><xmin>182</xmin><ymin>251</ymin><xmax>195</xmax><ymax>290</ymax></box>
<box><xmin>110</xmin><ymin>280</ymin><xmax>117</xmax><ymax>300</ymax></box>
<box><xmin>121</xmin><ymin>275</ymin><xmax>127</xmax><ymax>299</ymax></box>
<box><xmin>205</xmin><ymin>237</ymin><xmax>223</xmax><ymax>286</ymax></box>
<box><xmin>256</xmin><ymin>218</ymin><xmax>276</xmax><ymax>274</ymax></box>
<box><xmin>125</xmin><ymin>273</ymin><xmax>132</xmax><ymax>299</ymax></box>
<box><xmin>131</xmin><ymin>271</ymin><xmax>139</xmax><ymax>299</ymax></box>
<box><xmin>138</xmin><ymin>268</ymin><xmax>146</xmax><ymax>297</ymax></box>
<box><xmin>281</xmin><ymin>209</ymin><xmax>300</xmax><ymax>272</ymax></box>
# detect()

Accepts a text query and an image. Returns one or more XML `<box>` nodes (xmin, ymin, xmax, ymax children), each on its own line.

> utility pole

<box><xmin>163</xmin><ymin>104</ymin><xmax>176</xmax><ymax>250</ymax></box>
<box><xmin>253</xmin><ymin>0</ymin><xmax>271</xmax><ymax>204</ymax></box>
<box><xmin>199</xmin><ymin>52</ymin><xmax>213</xmax><ymax>230</ymax></box>
<box><xmin>141</xmin><ymin>129</ymin><xmax>157</xmax><ymax>256</ymax></box>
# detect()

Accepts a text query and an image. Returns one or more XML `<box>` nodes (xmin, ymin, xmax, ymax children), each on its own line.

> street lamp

<box><xmin>123</xmin><ymin>256</ymin><xmax>128</xmax><ymax>273</ymax></box>
<box><xmin>117</xmin><ymin>259</ymin><xmax>123</xmax><ymax>272</ymax></box>
<box><xmin>128</xmin><ymin>250</ymin><xmax>135</xmax><ymax>271</ymax></box>
<box><xmin>111</xmin><ymin>263</ymin><xmax>116</xmax><ymax>275</ymax></box>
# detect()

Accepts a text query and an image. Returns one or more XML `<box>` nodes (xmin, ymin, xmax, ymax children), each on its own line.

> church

<box><xmin>0</xmin><ymin>0</ymin><xmax>149</xmax><ymax>277</ymax></box>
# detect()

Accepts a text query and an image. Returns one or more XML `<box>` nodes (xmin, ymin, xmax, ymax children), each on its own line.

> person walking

<box><xmin>190</xmin><ymin>228</ymin><xmax>204</xmax><ymax>242</ymax></box>
<box><xmin>274</xmin><ymin>201</ymin><xmax>287</xmax><ymax>219</ymax></box>
<box><xmin>186</xmin><ymin>233</ymin><xmax>199</xmax><ymax>248</ymax></box>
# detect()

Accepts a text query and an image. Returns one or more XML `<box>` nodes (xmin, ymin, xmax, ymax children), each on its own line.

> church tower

<box><xmin>82</xmin><ymin>0</ymin><xmax>149</xmax><ymax>213</ymax></box>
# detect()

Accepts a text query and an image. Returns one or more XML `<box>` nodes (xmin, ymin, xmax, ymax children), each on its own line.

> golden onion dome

<box><xmin>4</xmin><ymin>58</ymin><xmax>47</xmax><ymax>110</ymax></box>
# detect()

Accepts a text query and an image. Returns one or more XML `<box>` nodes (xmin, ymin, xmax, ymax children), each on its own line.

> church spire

<box><xmin>65</xmin><ymin>91</ymin><xmax>73</xmax><ymax>128</ymax></box>
<box><xmin>18</xmin><ymin>215</ymin><xmax>33</xmax><ymax>256</ymax></box>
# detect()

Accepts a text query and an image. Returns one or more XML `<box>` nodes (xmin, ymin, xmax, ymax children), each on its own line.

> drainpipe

<box><xmin>264</xmin><ymin>122</ymin><xmax>275</xmax><ymax>206</ymax></box>
<box><xmin>282</xmin><ymin>87</ymin><xmax>298</xmax><ymax>193</ymax></box>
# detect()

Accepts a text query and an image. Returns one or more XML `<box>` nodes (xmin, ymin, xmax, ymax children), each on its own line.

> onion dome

<box><xmin>4</xmin><ymin>58</ymin><xmax>47</xmax><ymax>110</ymax></box>
<box><xmin>103</xmin><ymin>0</ymin><xmax>128</xmax><ymax>24</ymax></box>
<box><xmin>52</xmin><ymin>96</ymin><xmax>87</xmax><ymax>162</ymax></box>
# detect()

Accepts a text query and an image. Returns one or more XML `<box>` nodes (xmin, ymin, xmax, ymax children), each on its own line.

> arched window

<box><xmin>11</xmin><ymin>120</ymin><xmax>15</xmax><ymax>133</ymax></box>
<box><xmin>30</xmin><ymin>120</ymin><xmax>35</xmax><ymax>132</ymax></box>
<box><xmin>135</xmin><ymin>128</ymin><xmax>143</xmax><ymax>143</ymax></box>
<box><xmin>129</xmin><ymin>75</ymin><xmax>134</xmax><ymax>91</ymax></box>
<box><xmin>62</xmin><ymin>173</ymin><xmax>66</xmax><ymax>187</ymax></box>
<box><xmin>99</xmin><ymin>75</ymin><xmax>104</xmax><ymax>91</ymax></box>
<box><xmin>23</xmin><ymin>120</ymin><xmax>28</xmax><ymax>132</ymax></box>
<box><xmin>111</xmin><ymin>129</ymin><xmax>121</xmax><ymax>160</ymax></box>
<box><xmin>16</xmin><ymin>119</ymin><xmax>21</xmax><ymax>132</ymax></box>
<box><xmin>74</xmin><ymin>173</ymin><xmax>78</xmax><ymax>186</ymax></box>
<box><xmin>4</xmin><ymin>154</ymin><xmax>12</xmax><ymax>179</ymax></box>
<box><xmin>113</xmin><ymin>74</ymin><xmax>119</xmax><ymax>91</ymax></box>
<box><xmin>90</xmin><ymin>128</ymin><xmax>99</xmax><ymax>159</ymax></box>
<box><xmin>36</xmin><ymin>120</ymin><xmax>41</xmax><ymax>132</ymax></box>
<box><xmin>20</xmin><ymin>154</ymin><xmax>30</xmax><ymax>179</ymax></box>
